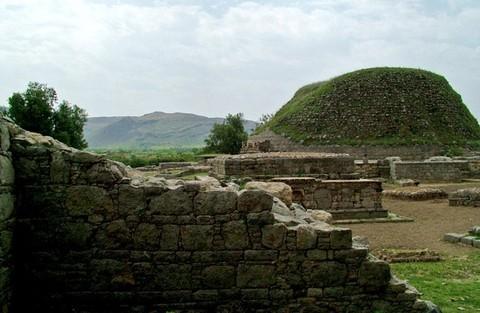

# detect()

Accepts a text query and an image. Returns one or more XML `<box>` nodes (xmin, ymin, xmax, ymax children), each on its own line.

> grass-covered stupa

<box><xmin>257</xmin><ymin>67</ymin><xmax>480</xmax><ymax>146</ymax></box>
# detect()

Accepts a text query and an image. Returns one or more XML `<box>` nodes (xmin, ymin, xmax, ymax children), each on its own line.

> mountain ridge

<box><xmin>85</xmin><ymin>111</ymin><xmax>257</xmax><ymax>149</ymax></box>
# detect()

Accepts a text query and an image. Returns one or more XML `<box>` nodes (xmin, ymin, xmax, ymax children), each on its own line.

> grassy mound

<box><xmin>259</xmin><ymin>67</ymin><xmax>480</xmax><ymax>146</ymax></box>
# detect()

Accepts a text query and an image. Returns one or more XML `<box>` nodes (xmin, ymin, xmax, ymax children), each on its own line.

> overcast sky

<box><xmin>1</xmin><ymin>0</ymin><xmax>479</xmax><ymax>121</ymax></box>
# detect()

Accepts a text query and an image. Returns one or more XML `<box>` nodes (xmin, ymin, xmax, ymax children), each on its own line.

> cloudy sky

<box><xmin>1</xmin><ymin>0</ymin><xmax>479</xmax><ymax>121</ymax></box>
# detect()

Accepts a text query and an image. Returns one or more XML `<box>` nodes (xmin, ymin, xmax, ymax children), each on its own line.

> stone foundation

<box><xmin>0</xmin><ymin>116</ymin><xmax>440</xmax><ymax>313</ymax></box>
<box><xmin>391</xmin><ymin>160</ymin><xmax>470</xmax><ymax>182</ymax></box>
<box><xmin>209</xmin><ymin>152</ymin><xmax>356</xmax><ymax>179</ymax></box>
<box><xmin>449</xmin><ymin>188</ymin><xmax>480</xmax><ymax>207</ymax></box>
<box><xmin>272</xmin><ymin>178</ymin><xmax>388</xmax><ymax>220</ymax></box>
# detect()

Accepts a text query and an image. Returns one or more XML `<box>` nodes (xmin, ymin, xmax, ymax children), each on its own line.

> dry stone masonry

<box><xmin>209</xmin><ymin>152</ymin><xmax>356</xmax><ymax>179</ymax></box>
<box><xmin>449</xmin><ymin>188</ymin><xmax>480</xmax><ymax>207</ymax></box>
<box><xmin>444</xmin><ymin>226</ymin><xmax>480</xmax><ymax>248</ymax></box>
<box><xmin>244</xmin><ymin>130</ymin><xmax>445</xmax><ymax>160</ymax></box>
<box><xmin>390</xmin><ymin>160</ymin><xmax>470</xmax><ymax>182</ymax></box>
<box><xmin>271</xmin><ymin>178</ymin><xmax>387</xmax><ymax>220</ymax></box>
<box><xmin>0</xmin><ymin>120</ymin><xmax>14</xmax><ymax>311</ymax></box>
<box><xmin>0</xmin><ymin>116</ymin><xmax>440</xmax><ymax>312</ymax></box>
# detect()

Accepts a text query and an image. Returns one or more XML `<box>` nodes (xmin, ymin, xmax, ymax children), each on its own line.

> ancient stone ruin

<box><xmin>209</xmin><ymin>152</ymin><xmax>356</xmax><ymax>179</ymax></box>
<box><xmin>0</xmin><ymin>116</ymin><xmax>440</xmax><ymax>312</ymax></box>
<box><xmin>272</xmin><ymin>178</ymin><xmax>387</xmax><ymax>220</ymax></box>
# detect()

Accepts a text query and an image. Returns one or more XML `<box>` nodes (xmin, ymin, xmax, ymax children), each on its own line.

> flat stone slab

<box><xmin>443</xmin><ymin>233</ymin><xmax>465</xmax><ymax>243</ymax></box>
<box><xmin>333</xmin><ymin>213</ymin><xmax>414</xmax><ymax>225</ymax></box>
<box><xmin>443</xmin><ymin>231</ymin><xmax>480</xmax><ymax>248</ymax></box>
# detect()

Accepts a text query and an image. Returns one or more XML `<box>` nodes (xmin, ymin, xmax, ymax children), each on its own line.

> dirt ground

<box><xmin>339</xmin><ymin>182</ymin><xmax>480</xmax><ymax>256</ymax></box>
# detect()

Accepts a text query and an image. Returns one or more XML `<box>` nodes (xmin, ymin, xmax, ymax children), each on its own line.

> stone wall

<box><xmin>272</xmin><ymin>178</ymin><xmax>387</xmax><ymax>220</ymax></box>
<box><xmin>391</xmin><ymin>160</ymin><xmax>470</xmax><ymax>182</ymax></box>
<box><xmin>0</xmin><ymin>118</ymin><xmax>14</xmax><ymax>312</ymax></box>
<box><xmin>354</xmin><ymin>160</ymin><xmax>391</xmax><ymax>179</ymax></box>
<box><xmin>210</xmin><ymin>152</ymin><xmax>356</xmax><ymax>179</ymax></box>
<box><xmin>0</xmin><ymin>118</ymin><xmax>439</xmax><ymax>313</ymax></box>
<box><xmin>244</xmin><ymin>130</ymin><xmax>445</xmax><ymax>160</ymax></box>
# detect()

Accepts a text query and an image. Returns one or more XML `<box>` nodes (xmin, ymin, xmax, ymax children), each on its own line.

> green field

<box><xmin>392</xmin><ymin>252</ymin><xmax>480</xmax><ymax>312</ymax></box>
<box><xmin>89</xmin><ymin>148</ymin><xmax>210</xmax><ymax>167</ymax></box>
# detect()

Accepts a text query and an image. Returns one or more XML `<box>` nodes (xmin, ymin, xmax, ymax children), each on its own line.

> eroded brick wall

<box><xmin>0</xmin><ymin>118</ymin><xmax>439</xmax><ymax>313</ymax></box>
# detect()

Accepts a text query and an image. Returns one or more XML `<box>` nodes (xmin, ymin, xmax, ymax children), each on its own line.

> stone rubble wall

<box><xmin>0</xmin><ymin>117</ymin><xmax>439</xmax><ymax>313</ymax></box>
<box><xmin>244</xmin><ymin>130</ymin><xmax>445</xmax><ymax>160</ymax></box>
<box><xmin>0</xmin><ymin>117</ymin><xmax>15</xmax><ymax>312</ymax></box>
<box><xmin>391</xmin><ymin>161</ymin><xmax>470</xmax><ymax>182</ymax></box>
<box><xmin>272</xmin><ymin>178</ymin><xmax>387</xmax><ymax>220</ymax></box>
<box><xmin>354</xmin><ymin>160</ymin><xmax>391</xmax><ymax>179</ymax></box>
<box><xmin>210</xmin><ymin>152</ymin><xmax>356</xmax><ymax>179</ymax></box>
<box><xmin>449</xmin><ymin>188</ymin><xmax>480</xmax><ymax>207</ymax></box>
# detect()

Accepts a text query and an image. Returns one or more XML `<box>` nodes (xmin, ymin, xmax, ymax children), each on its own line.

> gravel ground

<box><xmin>340</xmin><ymin>190</ymin><xmax>480</xmax><ymax>256</ymax></box>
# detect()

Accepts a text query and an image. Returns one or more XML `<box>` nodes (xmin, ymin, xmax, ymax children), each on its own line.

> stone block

<box><xmin>119</xmin><ymin>185</ymin><xmax>145</xmax><ymax>215</ymax></box>
<box><xmin>96</xmin><ymin>219</ymin><xmax>132</xmax><ymax>249</ymax></box>
<box><xmin>237</xmin><ymin>264</ymin><xmax>275</xmax><ymax>288</ymax></box>
<box><xmin>223</xmin><ymin>220</ymin><xmax>249</xmax><ymax>249</ymax></box>
<box><xmin>303</xmin><ymin>261</ymin><xmax>347</xmax><ymax>287</ymax></box>
<box><xmin>201</xmin><ymin>266</ymin><xmax>235</xmax><ymax>288</ymax></box>
<box><xmin>330</xmin><ymin>228</ymin><xmax>352</xmax><ymax>249</ymax></box>
<box><xmin>133</xmin><ymin>223</ymin><xmax>160</xmax><ymax>250</ymax></box>
<box><xmin>238</xmin><ymin>190</ymin><xmax>273</xmax><ymax>213</ymax></box>
<box><xmin>0</xmin><ymin>156</ymin><xmax>14</xmax><ymax>186</ymax></box>
<box><xmin>66</xmin><ymin>186</ymin><xmax>114</xmax><ymax>217</ymax></box>
<box><xmin>461</xmin><ymin>236</ymin><xmax>475</xmax><ymax>246</ymax></box>
<box><xmin>244</xmin><ymin>250</ymin><xmax>278</xmax><ymax>261</ymax></box>
<box><xmin>148</xmin><ymin>188</ymin><xmax>193</xmax><ymax>215</ymax></box>
<box><xmin>0</xmin><ymin>193</ymin><xmax>14</xmax><ymax>222</ymax></box>
<box><xmin>443</xmin><ymin>233</ymin><xmax>464</xmax><ymax>243</ymax></box>
<box><xmin>0</xmin><ymin>123</ymin><xmax>10</xmax><ymax>152</ymax></box>
<box><xmin>59</xmin><ymin>222</ymin><xmax>93</xmax><ymax>249</ymax></box>
<box><xmin>194</xmin><ymin>191</ymin><xmax>237</xmax><ymax>215</ymax></box>
<box><xmin>262</xmin><ymin>223</ymin><xmax>287</xmax><ymax>248</ymax></box>
<box><xmin>358</xmin><ymin>259</ymin><xmax>391</xmax><ymax>290</ymax></box>
<box><xmin>296</xmin><ymin>225</ymin><xmax>317</xmax><ymax>250</ymax></box>
<box><xmin>160</xmin><ymin>224</ymin><xmax>179</xmax><ymax>250</ymax></box>
<box><xmin>247</xmin><ymin>211</ymin><xmax>275</xmax><ymax>225</ymax></box>
<box><xmin>181</xmin><ymin>225</ymin><xmax>214</xmax><ymax>250</ymax></box>
<box><xmin>155</xmin><ymin>264</ymin><xmax>191</xmax><ymax>290</ymax></box>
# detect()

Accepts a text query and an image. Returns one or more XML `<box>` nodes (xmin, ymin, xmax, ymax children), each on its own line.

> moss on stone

<box><xmin>259</xmin><ymin>67</ymin><xmax>480</xmax><ymax>146</ymax></box>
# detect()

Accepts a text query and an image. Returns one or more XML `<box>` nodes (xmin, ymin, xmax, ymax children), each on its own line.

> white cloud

<box><xmin>0</xmin><ymin>0</ymin><xmax>479</xmax><ymax>121</ymax></box>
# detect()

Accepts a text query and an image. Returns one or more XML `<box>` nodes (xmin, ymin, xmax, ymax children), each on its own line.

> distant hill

<box><xmin>85</xmin><ymin>112</ymin><xmax>258</xmax><ymax>149</ymax></box>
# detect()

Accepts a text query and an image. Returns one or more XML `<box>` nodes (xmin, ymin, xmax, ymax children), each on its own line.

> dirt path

<box><xmin>340</xmin><ymin>197</ymin><xmax>480</xmax><ymax>256</ymax></box>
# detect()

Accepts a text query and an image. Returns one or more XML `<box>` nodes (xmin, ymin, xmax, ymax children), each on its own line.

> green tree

<box><xmin>53</xmin><ymin>101</ymin><xmax>88</xmax><ymax>149</ymax></box>
<box><xmin>8</xmin><ymin>82</ymin><xmax>56</xmax><ymax>136</ymax></box>
<box><xmin>205</xmin><ymin>113</ymin><xmax>248</xmax><ymax>154</ymax></box>
<box><xmin>7</xmin><ymin>82</ymin><xmax>88</xmax><ymax>149</ymax></box>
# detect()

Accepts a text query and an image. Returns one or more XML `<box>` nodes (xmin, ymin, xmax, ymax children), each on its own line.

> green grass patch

<box><xmin>89</xmin><ymin>148</ymin><xmax>205</xmax><ymax>167</ymax></box>
<box><xmin>391</xmin><ymin>252</ymin><xmax>480</xmax><ymax>312</ymax></box>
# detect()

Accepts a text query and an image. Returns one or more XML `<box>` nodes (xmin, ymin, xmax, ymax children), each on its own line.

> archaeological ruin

<box><xmin>0</xmin><ymin>116</ymin><xmax>443</xmax><ymax>312</ymax></box>
<box><xmin>246</xmin><ymin>68</ymin><xmax>480</xmax><ymax>160</ymax></box>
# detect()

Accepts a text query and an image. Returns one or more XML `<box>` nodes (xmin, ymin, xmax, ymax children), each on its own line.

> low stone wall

<box><xmin>449</xmin><ymin>188</ymin><xmax>480</xmax><ymax>207</ymax></box>
<box><xmin>272</xmin><ymin>178</ymin><xmax>387</xmax><ymax>220</ymax></box>
<box><xmin>391</xmin><ymin>160</ymin><xmax>470</xmax><ymax>182</ymax></box>
<box><xmin>244</xmin><ymin>129</ymin><xmax>445</xmax><ymax>160</ymax></box>
<box><xmin>354</xmin><ymin>160</ymin><xmax>391</xmax><ymax>179</ymax></box>
<box><xmin>0</xmin><ymin>118</ymin><xmax>440</xmax><ymax>313</ymax></box>
<box><xmin>0</xmin><ymin>118</ymin><xmax>14</xmax><ymax>312</ymax></box>
<box><xmin>210</xmin><ymin>152</ymin><xmax>356</xmax><ymax>179</ymax></box>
